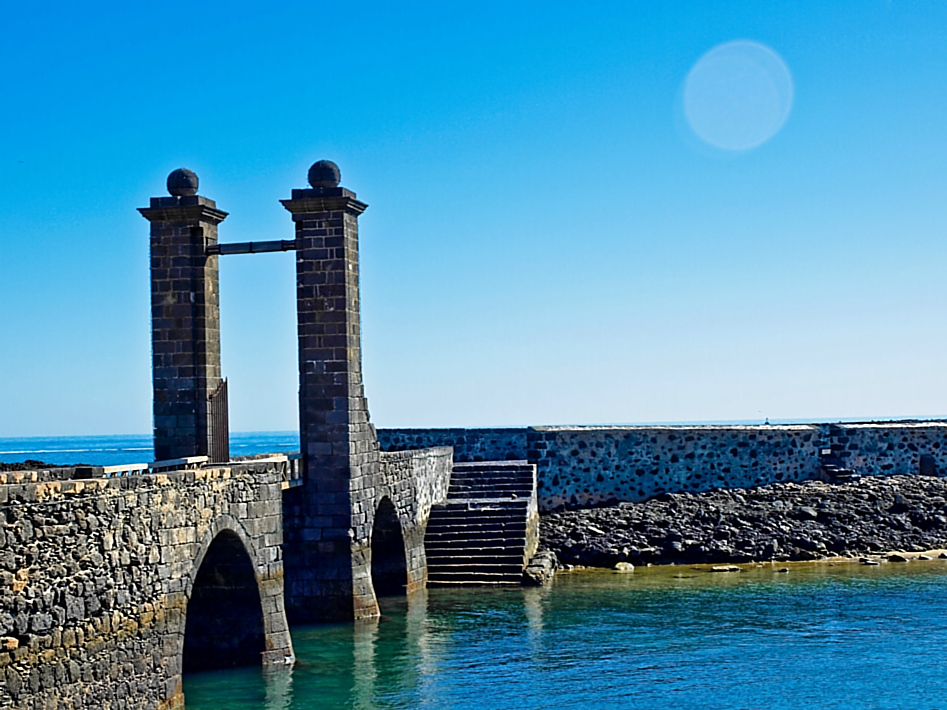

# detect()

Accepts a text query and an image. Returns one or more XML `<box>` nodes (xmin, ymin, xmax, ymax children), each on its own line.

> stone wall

<box><xmin>378</xmin><ymin>447</ymin><xmax>453</xmax><ymax>592</ymax></box>
<box><xmin>0</xmin><ymin>462</ymin><xmax>293</xmax><ymax>710</ymax></box>
<box><xmin>826</xmin><ymin>422</ymin><xmax>947</xmax><ymax>476</ymax></box>
<box><xmin>527</xmin><ymin>425</ymin><xmax>821</xmax><ymax>511</ymax></box>
<box><xmin>378</xmin><ymin>428</ymin><xmax>527</xmax><ymax>462</ymax></box>
<box><xmin>379</xmin><ymin>423</ymin><xmax>947</xmax><ymax>513</ymax></box>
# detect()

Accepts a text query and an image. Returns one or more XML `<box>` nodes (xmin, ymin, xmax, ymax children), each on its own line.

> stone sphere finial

<box><xmin>308</xmin><ymin>160</ymin><xmax>341</xmax><ymax>188</ymax></box>
<box><xmin>167</xmin><ymin>168</ymin><xmax>199</xmax><ymax>197</ymax></box>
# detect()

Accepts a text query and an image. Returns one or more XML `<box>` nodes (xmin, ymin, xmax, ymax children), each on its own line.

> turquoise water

<box><xmin>0</xmin><ymin>431</ymin><xmax>299</xmax><ymax>466</ymax></box>
<box><xmin>184</xmin><ymin>562</ymin><xmax>947</xmax><ymax>710</ymax></box>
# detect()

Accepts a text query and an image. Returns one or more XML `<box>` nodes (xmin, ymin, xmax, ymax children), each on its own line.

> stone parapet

<box><xmin>378</xmin><ymin>428</ymin><xmax>528</xmax><ymax>462</ymax></box>
<box><xmin>0</xmin><ymin>462</ymin><xmax>293</xmax><ymax>709</ymax></box>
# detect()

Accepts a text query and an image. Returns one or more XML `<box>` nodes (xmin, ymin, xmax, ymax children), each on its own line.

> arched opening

<box><xmin>371</xmin><ymin>498</ymin><xmax>408</xmax><ymax>597</ymax></box>
<box><xmin>183</xmin><ymin>529</ymin><xmax>266</xmax><ymax>672</ymax></box>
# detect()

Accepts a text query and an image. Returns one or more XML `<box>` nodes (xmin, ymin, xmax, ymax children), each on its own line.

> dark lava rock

<box><xmin>523</xmin><ymin>551</ymin><xmax>558</xmax><ymax>586</ymax></box>
<box><xmin>539</xmin><ymin>475</ymin><xmax>947</xmax><ymax>568</ymax></box>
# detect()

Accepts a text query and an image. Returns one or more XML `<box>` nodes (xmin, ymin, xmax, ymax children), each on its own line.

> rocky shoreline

<box><xmin>538</xmin><ymin>475</ymin><xmax>947</xmax><ymax>569</ymax></box>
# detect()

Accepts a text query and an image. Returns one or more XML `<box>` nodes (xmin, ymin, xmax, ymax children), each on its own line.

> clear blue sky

<box><xmin>3</xmin><ymin>1</ymin><xmax>947</xmax><ymax>437</ymax></box>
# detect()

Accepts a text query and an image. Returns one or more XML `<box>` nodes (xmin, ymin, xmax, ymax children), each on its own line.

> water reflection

<box><xmin>184</xmin><ymin>562</ymin><xmax>947</xmax><ymax>710</ymax></box>
<box><xmin>351</xmin><ymin>617</ymin><xmax>376</xmax><ymax>710</ymax></box>
<box><xmin>263</xmin><ymin>667</ymin><xmax>293</xmax><ymax>710</ymax></box>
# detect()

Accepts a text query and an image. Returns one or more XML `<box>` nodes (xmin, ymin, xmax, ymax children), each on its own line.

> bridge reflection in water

<box><xmin>183</xmin><ymin>585</ymin><xmax>552</xmax><ymax>709</ymax></box>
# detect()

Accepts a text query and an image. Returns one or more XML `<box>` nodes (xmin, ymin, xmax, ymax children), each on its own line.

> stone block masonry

<box><xmin>280</xmin><ymin>163</ymin><xmax>384</xmax><ymax>623</ymax></box>
<box><xmin>378</xmin><ymin>428</ymin><xmax>527</xmax><ymax>463</ymax></box>
<box><xmin>0</xmin><ymin>462</ymin><xmax>293</xmax><ymax>710</ymax></box>
<box><xmin>528</xmin><ymin>425</ymin><xmax>820</xmax><ymax>510</ymax></box>
<box><xmin>138</xmin><ymin>171</ymin><xmax>227</xmax><ymax>462</ymax></box>
<box><xmin>379</xmin><ymin>422</ymin><xmax>947</xmax><ymax>512</ymax></box>
<box><xmin>378</xmin><ymin>447</ymin><xmax>453</xmax><ymax>592</ymax></box>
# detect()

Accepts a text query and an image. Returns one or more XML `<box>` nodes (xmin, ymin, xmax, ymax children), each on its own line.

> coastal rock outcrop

<box><xmin>539</xmin><ymin>475</ymin><xmax>947</xmax><ymax>567</ymax></box>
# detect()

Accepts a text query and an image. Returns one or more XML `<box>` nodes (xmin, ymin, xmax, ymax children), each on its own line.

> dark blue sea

<box><xmin>0</xmin><ymin>432</ymin><xmax>299</xmax><ymax>466</ymax></box>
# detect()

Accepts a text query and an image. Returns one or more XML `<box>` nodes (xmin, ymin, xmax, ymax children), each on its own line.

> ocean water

<box><xmin>184</xmin><ymin>562</ymin><xmax>947</xmax><ymax>710</ymax></box>
<box><xmin>0</xmin><ymin>431</ymin><xmax>300</xmax><ymax>466</ymax></box>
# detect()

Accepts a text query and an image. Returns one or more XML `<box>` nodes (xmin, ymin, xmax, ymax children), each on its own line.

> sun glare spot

<box><xmin>683</xmin><ymin>40</ymin><xmax>794</xmax><ymax>151</ymax></box>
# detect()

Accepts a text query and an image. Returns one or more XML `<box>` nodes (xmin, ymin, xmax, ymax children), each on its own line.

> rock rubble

<box><xmin>539</xmin><ymin>475</ymin><xmax>947</xmax><ymax>568</ymax></box>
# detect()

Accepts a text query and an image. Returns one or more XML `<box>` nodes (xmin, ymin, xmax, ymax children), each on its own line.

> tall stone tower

<box><xmin>281</xmin><ymin>161</ymin><xmax>382</xmax><ymax>622</ymax></box>
<box><xmin>138</xmin><ymin>169</ymin><xmax>228</xmax><ymax>462</ymax></box>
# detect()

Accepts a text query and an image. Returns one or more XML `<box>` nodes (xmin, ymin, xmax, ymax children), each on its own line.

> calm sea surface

<box><xmin>0</xmin><ymin>432</ymin><xmax>299</xmax><ymax>466</ymax></box>
<box><xmin>185</xmin><ymin>563</ymin><xmax>947</xmax><ymax>710</ymax></box>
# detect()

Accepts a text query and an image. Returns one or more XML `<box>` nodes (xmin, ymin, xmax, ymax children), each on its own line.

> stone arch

<box><xmin>370</xmin><ymin>496</ymin><xmax>408</xmax><ymax>597</ymax></box>
<box><xmin>182</xmin><ymin>518</ymin><xmax>266</xmax><ymax>672</ymax></box>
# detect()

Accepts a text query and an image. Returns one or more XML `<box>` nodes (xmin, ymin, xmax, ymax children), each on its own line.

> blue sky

<box><xmin>3</xmin><ymin>1</ymin><xmax>947</xmax><ymax>436</ymax></box>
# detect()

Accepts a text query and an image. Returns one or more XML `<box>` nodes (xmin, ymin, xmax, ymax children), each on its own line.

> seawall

<box><xmin>378</xmin><ymin>422</ymin><xmax>947</xmax><ymax>512</ymax></box>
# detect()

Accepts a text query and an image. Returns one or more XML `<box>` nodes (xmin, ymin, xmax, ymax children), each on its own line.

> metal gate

<box><xmin>208</xmin><ymin>379</ymin><xmax>230</xmax><ymax>463</ymax></box>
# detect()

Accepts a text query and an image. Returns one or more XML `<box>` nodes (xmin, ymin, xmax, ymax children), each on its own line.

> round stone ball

<box><xmin>308</xmin><ymin>160</ymin><xmax>341</xmax><ymax>188</ymax></box>
<box><xmin>167</xmin><ymin>168</ymin><xmax>199</xmax><ymax>197</ymax></box>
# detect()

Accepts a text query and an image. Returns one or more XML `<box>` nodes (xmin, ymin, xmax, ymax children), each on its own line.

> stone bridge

<box><xmin>0</xmin><ymin>162</ymin><xmax>458</xmax><ymax>709</ymax></box>
<box><xmin>0</xmin><ymin>445</ymin><xmax>452</xmax><ymax>709</ymax></box>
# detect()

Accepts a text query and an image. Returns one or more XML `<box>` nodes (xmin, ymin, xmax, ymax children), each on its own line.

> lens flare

<box><xmin>683</xmin><ymin>41</ymin><xmax>794</xmax><ymax>151</ymax></box>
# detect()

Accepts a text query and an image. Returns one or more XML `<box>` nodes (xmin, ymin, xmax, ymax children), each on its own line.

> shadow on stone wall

<box><xmin>371</xmin><ymin>497</ymin><xmax>408</xmax><ymax>597</ymax></box>
<box><xmin>183</xmin><ymin>529</ymin><xmax>266</xmax><ymax>672</ymax></box>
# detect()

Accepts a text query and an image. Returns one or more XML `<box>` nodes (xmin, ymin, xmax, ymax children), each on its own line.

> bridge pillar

<box><xmin>138</xmin><ymin>169</ymin><xmax>228</xmax><ymax>461</ymax></box>
<box><xmin>281</xmin><ymin>160</ymin><xmax>382</xmax><ymax>622</ymax></box>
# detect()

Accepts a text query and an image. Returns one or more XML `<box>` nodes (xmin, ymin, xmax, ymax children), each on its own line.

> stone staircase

<box><xmin>425</xmin><ymin>461</ymin><xmax>538</xmax><ymax>586</ymax></box>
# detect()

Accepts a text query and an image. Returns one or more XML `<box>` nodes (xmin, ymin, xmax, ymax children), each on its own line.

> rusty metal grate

<box><xmin>208</xmin><ymin>379</ymin><xmax>230</xmax><ymax>463</ymax></box>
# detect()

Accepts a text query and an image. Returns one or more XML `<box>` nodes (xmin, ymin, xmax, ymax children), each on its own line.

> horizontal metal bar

<box><xmin>207</xmin><ymin>239</ymin><xmax>297</xmax><ymax>256</ymax></box>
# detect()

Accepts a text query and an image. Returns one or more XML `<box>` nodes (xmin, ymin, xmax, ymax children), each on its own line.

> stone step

<box><xmin>450</xmin><ymin>469</ymin><xmax>533</xmax><ymax>480</ymax></box>
<box><xmin>448</xmin><ymin>483</ymin><xmax>532</xmax><ymax>493</ymax></box>
<box><xmin>437</xmin><ymin>498</ymin><xmax>529</xmax><ymax>508</ymax></box>
<box><xmin>427</xmin><ymin>578</ymin><xmax>523</xmax><ymax>587</ymax></box>
<box><xmin>426</xmin><ymin>551</ymin><xmax>523</xmax><ymax>563</ymax></box>
<box><xmin>427</xmin><ymin>512</ymin><xmax>528</xmax><ymax>524</ymax></box>
<box><xmin>427</xmin><ymin>570</ymin><xmax>524</xmax><ymax>585</ymax></box>
<box><xmin>425</xmin><ymin>535</ymin><xmax>526</xmax><ymax>548</ymax></box>
<box><xmin>426</xmin><ymin>535</ymin><xmax>525</xmax><ymax>549</ymax></box>
<box><xmin>424</xmin><ymin>460</ymin><xmax>537</xmax><ymax>586</ymax></box>
<box><xmin>449</xmin><ymin>469</ymin><xmax>533</xmax><ymax>478</ymax></box>
<box><xmin>452</xmin><ymin>461</ymin><xmax>531</xmax><ymax>468</ymax></box>
<box><xmin>427</xmin><ymin>550</ymin><xmax>524</xmax><ymax>572</ymax></box>
<box><xmin>428</xmin><ymin>561</ymin><xmax>523</xmax><ymax>579</ymax></box>
<box><xmin>428</xmin><ymin>510</ymin><xmax>526</xmax><ymax>526</ymax></box>
<box><xmin>425</xmin><ymin>523</ymin><xmax>527</xmax><ymax>536</ymax></box>
<box><xmin>447</xmin><ymin>493</ymin><xmax>530</xmax><ymax>502</ymax></box>
<box><xmin>426</xmin><ymin>544</ymin><xmax>523</xmax><ymax>556</ymax></box>
<box><xmin>448</xmin><ymin>474</ymin><xmax>533</xmax><ymax>485</ymax></box>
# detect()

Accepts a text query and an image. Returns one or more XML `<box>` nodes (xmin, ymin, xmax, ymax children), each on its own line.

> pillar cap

<box><xmin>283</xmin><ymin>160</ymin><xmax>366</xmax><ymax>215</ymax></box>
<box><xmin>308</xmin><ymin>160</ymin><xmax>341</xmax><ymax>188</ymax></box>
<box><xmin>167</xmin><ymin>168</ymin><xmax>199</xmax><ymax>197</ymax></box>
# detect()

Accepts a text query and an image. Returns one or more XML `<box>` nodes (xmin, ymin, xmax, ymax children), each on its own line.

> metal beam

<box><xmin>207</xmin><ymin>239</ymin><xmax>298</xmax><ymax>256</ymax></box>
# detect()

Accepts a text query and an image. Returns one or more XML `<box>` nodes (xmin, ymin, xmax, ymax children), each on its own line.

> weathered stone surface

<box><xmin>380</xmin><ymin>422</ymin><xmax>947</xmax><ymax>512</ymax></box>
<box><xmin>280</xmin><ymin>174</ymin><xmax>451</xmax><ymax>623</ymax></box>
<box><xmin>138</xmin><ymin>189</ymin><xmax>227</xmax><ymax>462</ymax></box>
<box><xmin>379</xmin><ymin>428</ymin><xmax>528</xmax><ymax>463</ymax></box>
<box><xmin>523</xmin><ymin>551</ymin><xmax>559</xmax><ymax>586</ymax></box>
<box><xmin>0</xmin><ymin>462</ymin><xmax>293</xmax><ymax>710</ymax></box>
